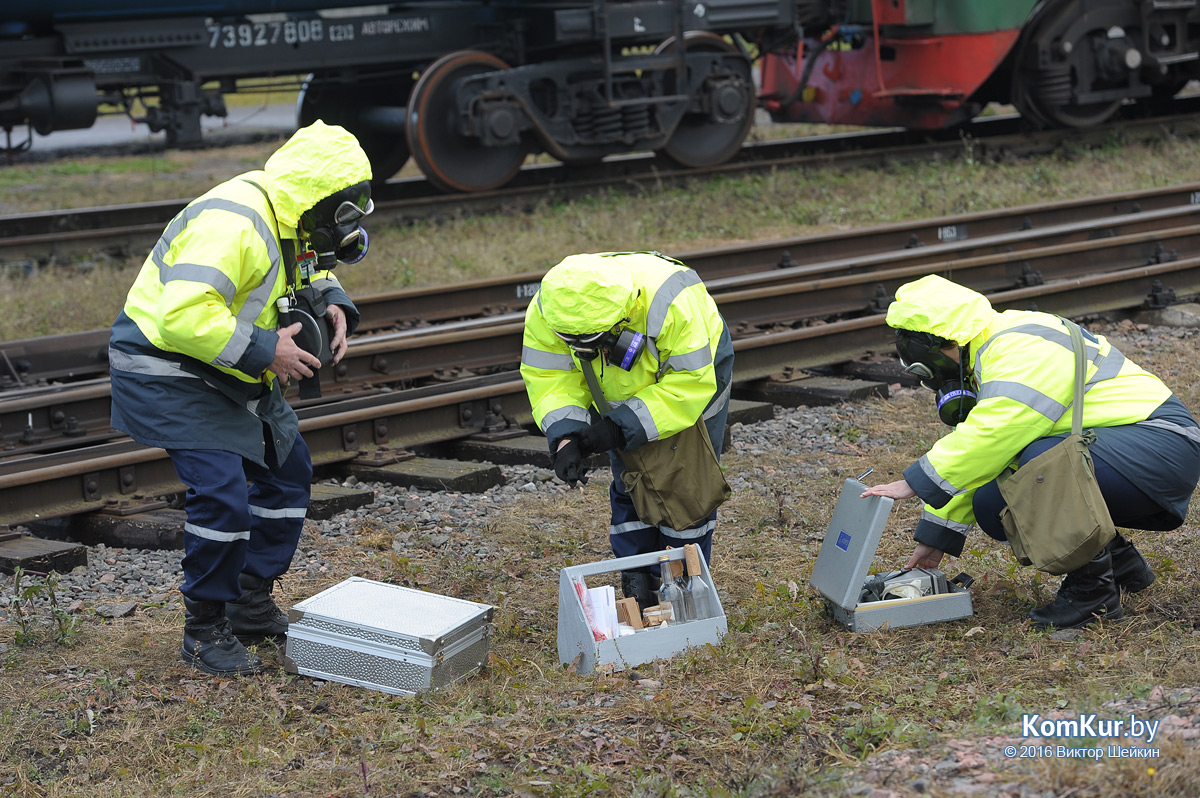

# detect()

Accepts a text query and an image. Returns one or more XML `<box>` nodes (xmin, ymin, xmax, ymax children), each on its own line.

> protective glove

<box><xmin>553</xmin><ymin>438</ymin><xmax>589</xmax><ymax>486</ymax></box>
<box><xmin>578</xmin><ymin>417</ymin><xmax>625</xmax><ymax>456</ymax></box>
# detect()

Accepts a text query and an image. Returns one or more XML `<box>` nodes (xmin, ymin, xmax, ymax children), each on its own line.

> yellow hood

<box><xmin>263</xmin><ymin>121</ymin><xmax>372</xmax><ymax>229</ymax></box>
<box><xmin>886</xmin><ymin>275</ymin><xmax>997</xmax><ymax>346</ymax></box>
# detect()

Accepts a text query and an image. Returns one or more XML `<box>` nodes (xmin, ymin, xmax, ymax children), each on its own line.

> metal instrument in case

<box><xmin>284</xmin><ymin>577</ymin><xmax>494</xmax><ymax>695</ymax></box>
<box><xmin>809</xmin><ymin>479</ymin><xmax>974</xmax><ymax>632</ymax></box>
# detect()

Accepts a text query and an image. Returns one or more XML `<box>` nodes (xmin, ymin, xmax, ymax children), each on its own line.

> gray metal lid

<box><xmin>808</xmin><ymin>478</ymin><xmax>895</xmax><ymax>610</ymax></box>
<box><xmin>290</xmin><ymin>577</ymin><xmax>492</xmax><ymax>640</ymax></box>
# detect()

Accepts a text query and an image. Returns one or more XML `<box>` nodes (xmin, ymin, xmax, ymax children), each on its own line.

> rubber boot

<box><xmin>621</xmin><ymin>570</ymin><xmax>661</xmax><ymax>613</ymax></box>
<box><xmin>181</xmin><ymin>599</ymin><xmax>265</xmax><ymax>676</ymax></box>
<box><xmin>1108</xmin><ymin>533</ymin><xmax>1155</xmax><ymax>593</ymax></box>
<box><xmin>1028</xmin><ymin>545</ymin><xmax>1123</xmax><ymax>629</ymax></box>
<box><xmin>225</xmin><ymin>573</ymin><xmax>289</xmax><ymax>640</ymax></box>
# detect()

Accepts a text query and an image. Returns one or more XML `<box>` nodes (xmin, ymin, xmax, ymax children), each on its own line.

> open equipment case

<box><xmin>809</xmin><ymin>478</ymin><xmax>974</xmax><ymax>632</ymax></box>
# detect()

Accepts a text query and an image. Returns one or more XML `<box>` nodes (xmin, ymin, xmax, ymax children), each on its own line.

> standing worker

<box><xmin>862</xmin><ymin>275</ymin><xmax>1200</xmax><ymax>628</ymax></box>
<box><xmin>520</xmin><ymin>252</ymin><xmax>734</xmax><ymax>609</ymax></box>
<box><xmin>108</xmin><ymin>121</ymin><xmax>374</xmax><ymax>675</ymax></box>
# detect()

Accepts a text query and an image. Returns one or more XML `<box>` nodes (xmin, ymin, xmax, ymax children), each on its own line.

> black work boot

<box><xmin>181</xmin><ymin>599</ymin><xmax>265</xmax><ymax>676</ymax></box>
<box><xmin>224</xmin><ymin>573</ymin><xmax>289</xmax><ymax>640</ymax></box>
<box><xmin>621</xmin><ymin>570</ymin><xmax>661</xmax><ymax>612</ymax></box>
<box><xmin>1028</xmin><ymin>546</ymin><xmax>1123</xmax><ymax>629</ymax></box>
<box><xmin>1108</xmin><ymin>533</ymin><xmax>1155</xmax><ymax>593</ymax></box>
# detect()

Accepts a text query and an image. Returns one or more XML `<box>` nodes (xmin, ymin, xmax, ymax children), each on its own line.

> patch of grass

<box><xmin>6</xmin><ymin>128</ymin><xmax>1200</xmax><ymax>340</ymax></box>
<box><xmin>3</xmin><ymin>132</ymin><xmax>1200</xmax><ymax>795</ymax></box>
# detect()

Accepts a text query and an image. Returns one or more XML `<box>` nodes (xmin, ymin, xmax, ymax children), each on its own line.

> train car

<box><xmin>0</xmin><ymin>0</ymin><xmax>799</xmax><ymax>192</ymax></box>
<box><xmin>2</xmin><ymin>2</ymin><xmax>1198</xmax><ymax>194</ymax></box>
<box><xmin>761</xmin><ymin>1</ymin><xmax>1200</xmax><ymax>130</ymax></box>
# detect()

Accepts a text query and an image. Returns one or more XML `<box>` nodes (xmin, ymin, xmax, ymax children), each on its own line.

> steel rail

<box><xmin>4</xmin><ymin>257</ymin><xmax>1200</xmax><ymax>527</ymax></box>
<box><xmin>5</xmin><ymin>183</ymin><xmax>1200</xmax><ymax>391</ymax></box>
<box><xmin>4</xmin><ymin>209</ymin><xmax>1200</xmax><ymax>454</ymax></box>
<box><xmin>5</xmin><ymin>107</ymin><xmax>1200</xmax><ymax>265</ymax></box>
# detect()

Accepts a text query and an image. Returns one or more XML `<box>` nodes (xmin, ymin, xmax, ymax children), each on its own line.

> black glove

<box><xmin>578</xmin><ymin>417</ymin><xmax>624</xmax><ymax>456</ymax></box>
<box><xmin>553</xmin><ymin>438</ymin><xmax>589</xmax><ymax>486</ymax></box>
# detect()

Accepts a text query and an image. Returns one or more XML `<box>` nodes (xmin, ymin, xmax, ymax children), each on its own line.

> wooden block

<box><xmin>426</xmin><ymin>433</ymin><xmax>608</xmax><ymax>469</ymax></box>
<box><xmin>840</xmin><ymin>359</ymin><xmax>920</xmax><ymax>387</ymax></box>
<box><xmin>308</xmin><ymin>483</ymin><xmax>376</xmax><ymax>520</ymax></box>
<box><xmin>734</xmin><ymin>375</ymin><xmax>888</xmax><ymax>408</ymax></box>
<box><xmin>341</xmin><ymin>457</ymin><xmax>504</xmax><ymax>493</ymax></box>
<box><xmin>29</xmin><ymin>509</ymin><xmax>187</xmax><ymax>550</ymax></box>
<box><xmin>726</xmin><ymin>398</ymin><xmax>775</xmax><ymax>426</ymax></box>
<box><xmin>616</xmin><ymin>597</ymin><xmax>643</xmax><ymax>630</ymax></box>
<box><xmin>0</xmin><ymin>535</ymin><xmax>87</xmax><ymax>575</ymax></box>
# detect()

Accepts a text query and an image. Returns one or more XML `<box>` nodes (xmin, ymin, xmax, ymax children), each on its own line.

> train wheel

<box><xmin>1011</xmin><ymin>2</ymin><xmax>1124</xmax><ymax>129</ymax></box>
<box><xmin>297</xmin><ymin>76</ymin><xmax>413</xmax><ymax>181</ymax></box>
<box><xmin>406</xmin><ymin>51</ymin><xmax>529</xmax><ymax>193</ymax></box>
<box><xmin>655</xmin><ymin>32</ymin><xmax>754</xmax><ymax>169</ymax></box>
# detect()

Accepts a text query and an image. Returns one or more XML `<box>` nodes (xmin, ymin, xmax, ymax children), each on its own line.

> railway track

<box><xmin>6</xmin><ymin>180</ymin><xmax>1200</xmax><ymax>394</ymax></box>
<box><xmin>3</xmin><ymin>185</ymin><xmax>1200</xmax><ymax>528</ymax></box>
<box><xmin>5</xmin><ymin>102</ymin><xmax>1200</xmax><ymax>266</ymax></box>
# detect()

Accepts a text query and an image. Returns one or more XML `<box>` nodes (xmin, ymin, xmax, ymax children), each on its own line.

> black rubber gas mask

<box><xmin>555</xmin><ymin>321</ymin><xmax>646</xmax><ymax>371</ymax></box>
<box><xmin>300</xmin><ymin>180</ymin><xmax>373</xmax><ymax>269</ymax></box>
<box><xmin>895</xmin><ymin>329</ymin><xmax>978</xmax><ymax>426</ymax></box>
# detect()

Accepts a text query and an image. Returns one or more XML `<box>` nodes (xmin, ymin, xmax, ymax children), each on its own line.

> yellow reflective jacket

<box><xmin>120</xmin><ymin>121</ymin><xmax>369</xmax><ymax>386</ymax></box>
<box><xmin>520</xmin><ymin>252</ymin><xmax>731</xmax><ymax>450</ymax></box>
<box><xmin>108</xmin><ymin>121</ymin><xmax>371</xmax><ymax>465</ymax></box>
<box><xmin>890</xmin><ymin>275</ymin><xmax>1178</xmax><ymax>555</ymax></box>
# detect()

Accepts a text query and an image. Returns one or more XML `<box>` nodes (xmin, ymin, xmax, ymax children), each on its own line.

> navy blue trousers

<box><xmin>607</xmin><ymin>399</ymin><xmax>728</xmax><ymax>570</ymax></box>
<box><xmin>169</xmin><ymin>435</ymin><xmax>312</xmax><ymax>603</ymax></box>
<box><xmin>973</xmin><ymin>436</ymin><xmax>1177</xmax><ymax>543</ymax></box>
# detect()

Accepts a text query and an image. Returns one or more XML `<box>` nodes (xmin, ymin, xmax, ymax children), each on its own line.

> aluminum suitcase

<box><xmin>284</xmin><ymin>576</ymin><xmax>493</xmax><ymax>695</ymax></box>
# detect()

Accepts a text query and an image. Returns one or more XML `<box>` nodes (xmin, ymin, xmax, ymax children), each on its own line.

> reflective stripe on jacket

<box><xmin>520</xmin><ymin>252</ymin><xmax>731</xmax><ymax>450</ymax></box>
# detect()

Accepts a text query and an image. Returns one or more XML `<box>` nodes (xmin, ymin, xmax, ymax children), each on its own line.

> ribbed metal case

<box><xmin>284</xmin><ymin>577</ymin><xmax>493</xmax><ymax>695</ymax></box>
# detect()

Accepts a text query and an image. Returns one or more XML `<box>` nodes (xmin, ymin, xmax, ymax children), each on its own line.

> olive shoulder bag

<box><xmin>997</xmin><ymin>320</ymin><xmax>1116</xmax><ymax>574</ymax></box>
<box><xmin>581</xmin><ymin>361</ymin><xmax>730</xmax><ymax>531</ymax></box>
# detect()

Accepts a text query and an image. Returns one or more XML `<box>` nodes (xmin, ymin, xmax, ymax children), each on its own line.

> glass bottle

<box><xmin>656</xmin><ymin>554</ymin><xmax>688</xmax><ymax>623</ymax></box>
<box><xmin>684</xmin><ymin>544</ymin><xmax>716</xmax><ymax>619</ymax></box>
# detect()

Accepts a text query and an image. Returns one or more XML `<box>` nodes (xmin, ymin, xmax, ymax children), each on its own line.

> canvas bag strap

<box><xmin>1064</xmin><ymin>319</ymin><xmax>1087</xmax><ymax>437</ymax></box>
<box><xmin>580</xmin><ymin>359</ymin><xmax>613</xmax><ymax>417</ymax></box>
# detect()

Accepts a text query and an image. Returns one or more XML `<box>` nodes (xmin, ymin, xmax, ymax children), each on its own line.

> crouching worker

<box><xmin>520</xmin><ymin>252</ymin><xmax>734</xmax><ymax>609</ymax></box>
<box><xmin>862</xmin><ymin>275</ymin><xmax>1200</xmax><ymax>629</ymax></box>
<box><xmin>108</xmin><ymin>121</ymin><xmax>374</xmax><ymax>675</ymax></box>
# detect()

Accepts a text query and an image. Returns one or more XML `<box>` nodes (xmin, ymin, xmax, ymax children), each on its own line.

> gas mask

<box><xmin>895</xmin><ymin>329</ymin><xmax>978</xmax><ymax>426</ymax></box>
<box><xmin>300</xmin><ymin>180</ymin><xmax>373</xmax><ymax>269</ymax></box>
<box><xmin>554</xmin><ymin>320</ymin><xmax>646</xmax><ymax>371</ymax></box>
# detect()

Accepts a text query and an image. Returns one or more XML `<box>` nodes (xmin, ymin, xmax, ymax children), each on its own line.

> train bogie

<box><xmin>762</xmin><ymin>1</ymin><xmax>1200</xmax><ymax>131</ymax></box>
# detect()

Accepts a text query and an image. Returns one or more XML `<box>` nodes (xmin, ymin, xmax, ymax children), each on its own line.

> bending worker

<box><xmin>108</xmin><ymin>121</ymin><xmax>374</xmax><ymax>676</ymax></box>
<box><xmin>520</xmin><ymin>252</ymin><xmax>734</xmax><ymax>609</ymax></box>
<box><xmin>862</xmin><ymin>275</ymin><xmax>1200</xmax><ymax>629</ymax></box>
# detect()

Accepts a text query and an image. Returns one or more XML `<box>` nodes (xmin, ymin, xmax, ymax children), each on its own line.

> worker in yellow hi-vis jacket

<box><xmin>863</xmin><ymin>275</ymin><xmax>1200</xmax><ymax>629</ymax></box>
<box><xmin>520</xmin><ymin>252</ymin><xmax>734</xmax><ymax>610</ymax></box>
<box><xmin>109</xmin><ymin>121</ymin><xmax>374</xmax><ymax>676</ymax></box>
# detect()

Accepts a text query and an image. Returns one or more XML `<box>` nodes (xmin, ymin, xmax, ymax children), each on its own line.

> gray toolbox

<box><xmin>284</xmin><ymin>576</ymin><xmax>494</xmax><ymax>695</ymax></box>
<box><xmin>558</xmin><ymin>548</ymin><xmax>727</xmax><ymax>675</ymax></box>
<box><xmin>809</xmin><ymin>478</ymin><xmax>974</xmax><ymax>632</ymax></box>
